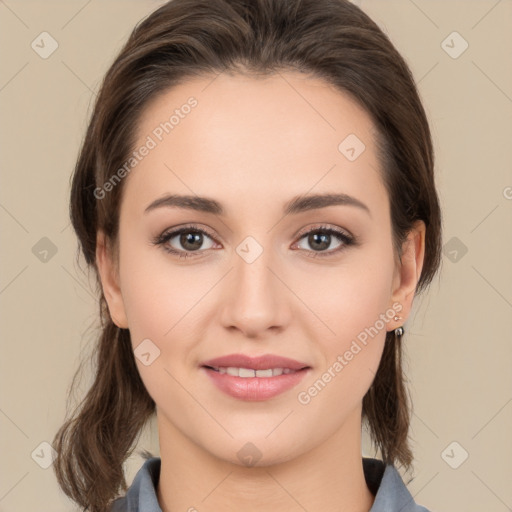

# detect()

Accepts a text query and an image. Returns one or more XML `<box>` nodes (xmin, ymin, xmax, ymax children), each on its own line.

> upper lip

<box><xmin>201</xmin><ymin>354</ymin><xmax>310</xmax><ymax>371</ymax></box>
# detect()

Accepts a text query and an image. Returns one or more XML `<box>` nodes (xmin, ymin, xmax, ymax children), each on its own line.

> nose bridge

<box><xmin>220</xmin><ymin>234</ymin><xmax>290</xmax><ymax>336</ymax></box>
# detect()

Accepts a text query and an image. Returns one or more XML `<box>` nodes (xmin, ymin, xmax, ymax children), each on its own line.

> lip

<box><xmin>200</xmin><ymin>353</ymin><xmax>311</xmax><ymax>401</ymax></box>
<box><xmin>201</xmin><ymin>353</ymin><xmax>309</xmax><ymax>371</ymax></box>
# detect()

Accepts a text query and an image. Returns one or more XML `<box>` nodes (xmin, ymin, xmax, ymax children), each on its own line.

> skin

<box><xmin>96</xmin><ymin>70</ymin><xmax>425</xmax><ymax>512</ymax></box>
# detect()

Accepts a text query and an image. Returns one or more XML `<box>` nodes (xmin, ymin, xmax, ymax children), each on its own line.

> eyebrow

<box><xmin>144</xmin><ymin>192</ymin><xmax>371</xmax><ymax>217</ymax></box>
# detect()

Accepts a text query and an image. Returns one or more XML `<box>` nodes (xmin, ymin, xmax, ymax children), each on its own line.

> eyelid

<box><xmin>294</xmin><ymin>223</ymin><xmax>353</xmax><ymax>240</ymax></box>
<box><xmin>157</xmin><ymin>222</ymin><xmax>353</xmax><ymax>241</ymax></box>
<box><xmin>155</xmin><ymin>223</ymin><xmax>217</xmax><ymax>241</ymax></box>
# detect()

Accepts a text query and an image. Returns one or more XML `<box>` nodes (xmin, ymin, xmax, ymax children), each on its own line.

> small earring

<box><xmin>393</xmin><ymin>316</ymin><xmax>403</xmax><ymax>337</ymax></box>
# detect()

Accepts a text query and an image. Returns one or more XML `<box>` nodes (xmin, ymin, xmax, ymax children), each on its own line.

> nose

<box><xmin>219</xmin><ymin>241</ymin><xmax>292</xmax><ymax>338</ymax></box>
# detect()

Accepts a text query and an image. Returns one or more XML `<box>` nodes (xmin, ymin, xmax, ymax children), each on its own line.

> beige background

<box><xmin>1</xmin><ymin>1</ymin><xmax>511</xmax><ymax>510</ymax></box>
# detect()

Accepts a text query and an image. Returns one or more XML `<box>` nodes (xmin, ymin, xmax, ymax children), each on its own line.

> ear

<box><xmin>95</xmin><ymin>230</ymin><xmax>129</xmax><ymax>329</ymax></box>
<box><xmin>388</xmin><ymin>220</ymin><xmax>426</xmax><ymax>330</ymax></box>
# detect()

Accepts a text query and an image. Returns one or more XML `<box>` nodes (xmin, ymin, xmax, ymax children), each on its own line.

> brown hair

<box><xmin>53</xmin><ymin>0</ymin><xmax>442</xmax><ymax>510</ymax></box>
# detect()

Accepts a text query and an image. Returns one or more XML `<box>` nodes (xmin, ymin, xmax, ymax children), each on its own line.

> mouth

<box><xmin>203</xmin><ymin>365</ymin><xmax>307</xmax><ymax>377</ymax></box>
<box><xmin>201</xmin><ymin>353</ymin><xmax>310</xmax><ymax>372</ymax></box>
<box><xmin>200</xmin><ymin>354</ymin><xmax>311</xmax><ymax>401</ymax></box>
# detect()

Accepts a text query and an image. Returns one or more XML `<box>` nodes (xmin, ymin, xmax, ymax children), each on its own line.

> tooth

<box><xmin>256</xmin><ymin>369</ymin><xmax>273</xmax><ymax>377</ymax></box>
<box><xmin>214</xmin><ymin>366</ymin><xmax>297</xmax><ymax>377</ymax></box>
<box><xmin>239</xmin><ymin>368</ymin><xmax>256</xmax><ymax>378</ymax></box>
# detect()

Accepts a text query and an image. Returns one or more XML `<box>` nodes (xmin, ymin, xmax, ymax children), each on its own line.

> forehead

<box><xmin>135</xmin><ymin>70</ymin><xmax>378</xmax><ymax>152</ymax></box>
<box><xmin>124</xmin><ymin>71</ymin><xmax>387</xmax><ymax>218</ymax></box>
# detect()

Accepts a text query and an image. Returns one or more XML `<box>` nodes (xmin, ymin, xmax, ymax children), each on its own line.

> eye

<box><xmin>293</xmin><ymin>225</ymin><xmax>355</xmax><ymax>258</ymax></box>
<box><xmin>152</xmin><ymin>223</ymin><xmax>356</xmax><ymax>260</ymax></box>
<box><xmin>152</xmin><ymin>224</ymin><xmax>217</xmax><ymax>259</ymax></box>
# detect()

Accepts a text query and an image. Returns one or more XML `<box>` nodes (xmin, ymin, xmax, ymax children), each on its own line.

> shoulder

<box><xmin>363</xmin><ymin>458</ymin><xmax>432</xmax><ymax>512</ymax></box>
<box><xmin>109</xmin><ymin>457</ymin><xmax>162</xmax><ymax>512</ymax></box>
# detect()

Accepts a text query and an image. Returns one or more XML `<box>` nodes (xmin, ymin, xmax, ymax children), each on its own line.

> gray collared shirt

<box><xmin>110</xmin><ymin>457</ymin><xmax>431</xmax><ymax>511</ymax></box>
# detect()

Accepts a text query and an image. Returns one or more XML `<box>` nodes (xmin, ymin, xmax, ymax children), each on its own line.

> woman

<box><xmin>53</xmin><ymin>0</ymin><xmax>442</xmax><ymax>510</ymax></box>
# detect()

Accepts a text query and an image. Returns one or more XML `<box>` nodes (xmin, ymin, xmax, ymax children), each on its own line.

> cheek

<box><xmin>312</xmin><ymin>242</ymin><xmax>396</xmax><ymax>346</ymax></box>
<box><xmin>303</xmin><ymin>240</ymin><xmax>396</xmax><ymax>394</ymax></box>
<box><xmin>296</xmin><ymin>279</ymin><xmax>394</xmax><ymax>424</ymax></box>
<box><xmin>118</xmin><ymin>233</ymin><xmax>206</xmax><ymax>340</ymax></box>
<box><xmin>117</xmin><ymin>244</ymin><xmax>206</xmax><ymax>404</ymax></box>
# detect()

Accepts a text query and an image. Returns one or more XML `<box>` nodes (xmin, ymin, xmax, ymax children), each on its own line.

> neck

<box><xmin>156</xmin><ymin>406</ymin><xmax>375</xmax><ymax>512</ymax></box>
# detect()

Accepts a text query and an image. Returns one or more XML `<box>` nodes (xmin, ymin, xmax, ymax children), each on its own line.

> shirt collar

<box><xmin>111</xmin><ymin>456</ymin><xmax>429</xmax><ymax>512</ymax></box>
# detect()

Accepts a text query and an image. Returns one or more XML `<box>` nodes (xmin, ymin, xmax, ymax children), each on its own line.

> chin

<box><xmin>207</xmin><ymin>433</ymin><xmax>307</xmax><ymax>469</ymax></box>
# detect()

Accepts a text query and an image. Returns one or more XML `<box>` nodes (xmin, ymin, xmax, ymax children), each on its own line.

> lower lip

<box><xmin>202</xmin><ymin>367</ymin><xmax>310</xmax><ymax>401</ymax></box>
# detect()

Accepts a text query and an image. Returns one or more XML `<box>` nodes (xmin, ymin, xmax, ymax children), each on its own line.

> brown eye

<box><xmin>153</xmin><ymin>225</ymin><xmax>217</xmax><ymax>258</ymax></box>
<box><xmin>294</xmin><ymin>226</ymin><xmax>355</xmax><ymax>258</ymax></box>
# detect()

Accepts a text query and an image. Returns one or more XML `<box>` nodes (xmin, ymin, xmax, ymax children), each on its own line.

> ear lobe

<box><xmin>389</xmin><ymin>220</ymin><xmax>426</xmax><ymax>328</ymax></box>
<box><xmin>95</xmin><ymin>230</ymin><xmax>129</xmax><ymax>329</ymax></box>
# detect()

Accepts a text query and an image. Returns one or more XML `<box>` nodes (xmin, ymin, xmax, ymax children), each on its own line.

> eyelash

<box><xmin>152</xmin><ymin>223</ymin><xmax>356</xmax><ymax>260</ymax></box>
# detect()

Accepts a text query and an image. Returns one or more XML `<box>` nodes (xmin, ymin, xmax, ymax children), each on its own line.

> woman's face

<box><xmin>97</xmin><ymin>71</ymin><xmax>424</xmax><ymax>466</ymax></box>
